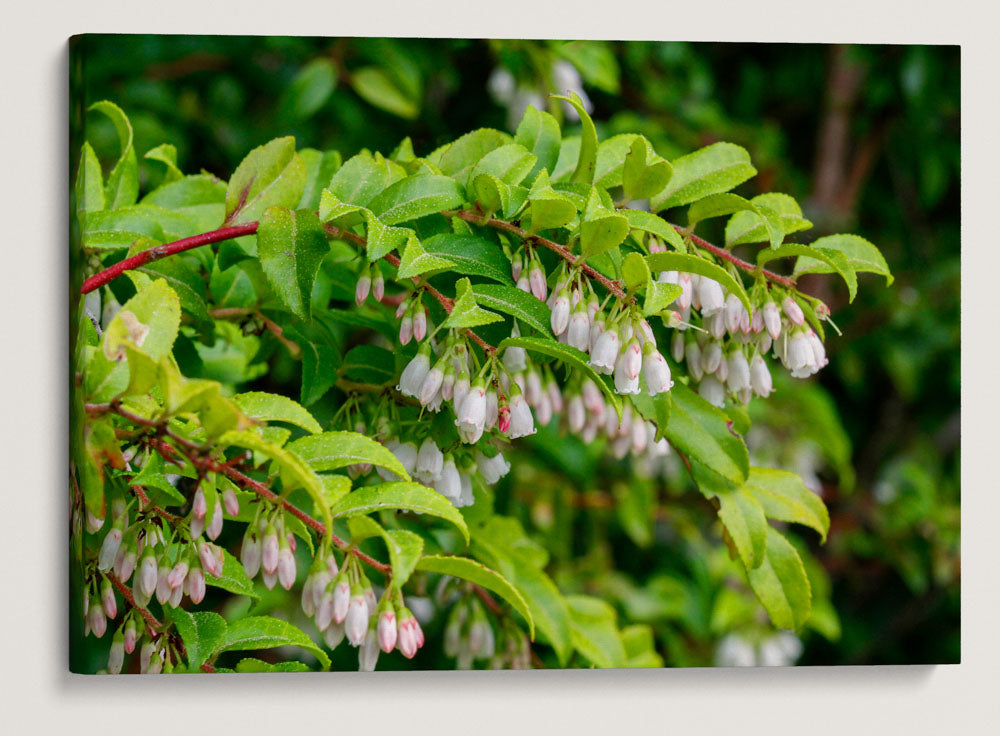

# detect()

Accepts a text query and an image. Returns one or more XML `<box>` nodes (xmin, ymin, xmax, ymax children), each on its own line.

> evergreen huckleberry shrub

<box><xmin>70</xmin><ymin>95</ymin><xmax>892</xmax><ymax>673</ymax></box>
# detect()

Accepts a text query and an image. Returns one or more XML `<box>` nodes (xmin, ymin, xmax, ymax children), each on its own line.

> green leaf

<box><xmin>127</xmin><ymin>451</ymin><xmax>185</xmax><ymax>506</ymax></box>
<box><xmin>206</xmin><ymin>548</ymin><xmax>261</xmax><ymax>599</ymax></box>
<box><xmin>340</xmin><ymin>344</ymin><xmax>396</xmax><ymax>385</ymax></box>
<box><xmin>645</xmin><ymin>252</ymin><xmax>752</xmax><ymax>316</ymax></box>
<box><xmin>620</xmin><ymin>209</ymin><xmax>686</xmax><ymax>252</ymax></box>
<box><xmin>621</xmin><ymin>251</ymin><xmax>651</xmax><ymax>293</ymax></box>
<box><xmin>726</xmin><ymin>193</ymin><xmax>813</xmax><ymax>247</ymax></box>
<box><xmin>225</xmin><ymin>137</ymin><xmax>306</xmax><ymax>225</ymax></box>
<box><xmin>716</xmin><ymin>487</ymin><xmax>769</xmax><ymax>570</ymax></box>
<box><xmin>330</xmin><ymin>481</ymin><xmax>470</xmax><ymax>544</ymax></box>
<box><xmin>566</xmin><ymin>595</ymin><xmax>626</xmax><ymax>668</ymax></box>
<box><xmin>102</xmin><ymin>278</ymin><xmax>181</xmax><ymax>362</ymax></box>
<box><xmin>758</xmin><ymin>243</ymin><xmax>858</xmax><ymax>302</ymax></box>
<box><xmin>442</xmin><ymin>277</ymin><xmax>504</xmax><ymax>330</ymax></box>
<box><xmin>285</xmin><ymin>325</ymin><xmax>341</xmax><ymax>406</ymax></box>
<box><xmin>297</xmin><ymin>148</ymin><xmax>343</xmax><ymax>211</ymax></box>
<box><xmin>526</xmin><ymin>169</ymin><xmax>578</xmax><ymax>233</ymax></box>
<box><xmin>350</xmin><ymin>66</ymin><xmax>419</xmax><ymax>119</ymax></box>
<box><xmin>629</xmin><ymin>389</ymin><xmax>672</xmax><ymax>441</ymax></box>
<box><xmin>349</xmin><ymin>516</ymin><xmax>425</xmax><ymax>586</ymax></box>
<box><xmin>415</xmin><ymin>555</ymin><xmax>533</xmax><ymax>638</ymax></box>
<box><xmin>746</xmin><ymin>527</ymin><xmax>813</xmax><ymax>630</ymax></box>
<box><xmin>144</xmin><ymin>143</ymin><xmax>183</xmax><ymax>183</ymax></box>
<box><xmin>744</xmin><ymin>467</ymin><xmax>830</xmax><ymax>542</ymax></box>
<box><xmin>232</xmin><ymin>391</ymin><xmax>322</xmax><ymax>434</ymax></box>
<box><xmin>89</xmin><ymin>101</ymin><xmax>139</xmax><ymax>208</ymax></box>
<box><xmin>288</xmin><ymin>431</ymin><xmax>411</xmax><ymax>481</ymax></box>
<box><xmin>664</xmin><ymin>380</ymin><xmax>749</xmax><ymax>483</ymax></box>
<box><xmin>594</xmin><ymin>134</ymin><xmax>638</xmax><ymax>189</ymax></box>
<box><xmin>621</xmin><ymin>624</ymin><xmax>664</xmax><ymax>668</ymax></box>
<box><xmin>138</xmin><ymin>257</ymin><xmax>211</xmax><ymax>328</ymax></box>
<box><xmin>328</xmin><ymin>151</ymin><xmax>402</xmax><ymax>208</ymax></box>
<box><xmin>552</xmin><ymin>93</ymin><xmax>597</xmax><ymax>185</ymax></box>
<box><xmin>470</xmin><ymin>143</ymin><xmax>537</xmax><ymax>186</ymax></box>
<box><xmin>470</xmin><ymin>283</ymin><xmax>553</xmax><ymax>337</ymax></box>
<box><xmin>257</xmin><ymin>207</ymin><xmax>328</xmax><ymax>320</ymax></box>
<box><xmin>498</xmin><ymin>334</ymin><xmax>621</xmax><ymax>419</ymax></box>
<box><xmin>279</xmin><ymin>58</ymin><xmax>337</xmax><ymax>121</ymax></box>
<box><xmin>142</xmin><ymin>174</ymin><xmax>226</xmax><ymax>233</ymax></box>
<box><xmin>75</xmin><ymin>142</ymin><xmax>105</xmax><ymax>217</ymax></box>
<box><xmin>168</xmin><ymin>608</ymin><xmax>227</xmax><ymax>669</ymax></box>
<box><xmin>555</xmin><ymin>41</ymin><xmax>620</xmax><ymax>94</ymax></box>
<box><xmin>515</xmin><ymin>105</ymin><xmax>561</xmax><ymax>181</ymax></box>
<box><xmin>623</xmin><ymin>136</ymin><xmax>673</xmax><ymax>202</ymax></box>
<box><xmin>421</xmin><ymin>233</ymin><xmax>514</xmax><ymax>285</ymax></box>
<box><xmin>367</xmin><ymin>174</ymin><xmax>464</xmax><ymax>225</ymax></box>
<box><xmin>396</xmin><ymin>232</ymin><xmax>455</xmax><ymax>279</ymax></box>
<box><xmin>437</xmin><ymin>128</ymin><xmax>512</xmax><ymax>186</ymax></box>
<box><xmin>212</xmin><ymin>616</ymin><xmax>330</xmax><ymax>670</ymax></box>
<box><xmin>651</xmin><ymin>142</ymin><xmax>757</xmax><ymax>211</ymax></box>
<box><xmin>580</xmin><ymin>189</ymin><xmax>629</xmax><ymax>259</ymax></box>
<box><xmin>688</xmin><ymin>193</ymin><xmax>784</xmax><ymax>250</ymax></box>
<box><xmin>234</xmin><ymin>658</ymin><xmax>312</xmax><ymax>673</ymax></box>
<box><xmin>471</xmin><ymin>173</ymin><xmax>518</xmax><ymax>219</ymax></box>
<box><xmin>621</xmin><ymin>250</ymin><xmax>680</xmax><ymax>315</ymax></box>
<box><xmin>793</xmin><ymin>234</ymin><xmax>893</xmax><ymax>286</ymax></box>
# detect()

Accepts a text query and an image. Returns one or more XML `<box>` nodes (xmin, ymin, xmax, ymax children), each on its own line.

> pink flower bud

<box><xmin>355</xmin><ymin>273</ymin><xmax>372</xmax><ymax>306</ymax></box>
<box><xmin>782</xmin><ymin>296</ymin><xmax>805</xmax><ymax>326</ymax></box>
<box><xmin>566</xmin><ymin>309</ymin><xmax>591</xmax><ymax>352</ymax></box>
<box><xmin>360</xmin><ymin>626</ymin><xmax>380</xmax><ymax>671</ymax></box>
<box><xmin>413</xmin><ymin>307</ymin><xmax>427</xmax><ymax>341</ymax></box>
<box><xmin>138</xmin><ymin>553</ymin><xmax>158</xmax><ymax>598</ymax></box>
<box><xmin>316</xmin><ymin>588</ymin><xmax>335</xmax><ymax>631</ymax></box>
<box><xmin>418</xmin><ymin>360</ymin><xmax>446</xmax><ymax>406</ymax></box>
<box><xmin>372</xmin><ymin>273</ymin><xmax>385</xmax><ymax>303</ymax></box>
<box><xmin>192</xmin><ymin>487</ymin><xmax>207</xmax><ymax>520</ymax></box>
<box><xmin>123</xmin><ymin>620</ymin><xmax>137</xmax><ymax>654</ymax></box>
<box><xmin>528</xmin><ymin>264</ymin><xmax>547</xmax><ymax>302</ymax></box>
<box><xmin>505</xmin><ymin>392</ymin><xmax>536</xmax><ymax>439</ymax></box>
<box><xmin>222</xmin><ymin>488</ymin><xmax>240</xmax><ymax>517</ymax></box>
<box><xmin>101</xmin><ymin>580</ymin><xmax>117</xmax><ymax>620</ymax></box>
<box><xmin>88</xmin><ymin>600</ymin><xmax>107</xmax><ymax>638</ymax></box>
<box><xmin>198</xmin><ymin>542</ymin><xmax>222</xmax><ymax>577</ymax></box>
<box><xmin>324</xmin><ymin>621</ymin><xmax>345</xmax><ymax>649</ymax></box>
<box><xmin>187</xmin><ymin>566</ymin><xmax>206</xmax><ymax>604</ymax></box>
<box><xmin>377</xmin><ymin>609</ymin><xmax>397</xmax><ymax>653</ymax></box>
<box><xmin>169</xmin><ymin>583</ymin><xmax>183</xmax><ymax>608</ymax></box>
<box><xmin>277</xmin><ymin>544</ymin><xmax>297</xmax><ymax>591</ymax></box>
<box><xmin>332</xmin><ymin>580</ymin><xmax>351</xmax><ymax>624</ymax></box>
<box><xmin>261</xmin><ymin>525</ymin><xmax>279</xmax><ymax>575</ymax></box>
<box><xmin>398</xmin><ymin>314</ymin><xmax>413</xmax><ymax>345</ymax></box>
<box><xmin>750</xmin><ymin>354</ymin><xmax>773</xmax><ymax>397</ymax></box>
<box><xmin>345</xmin><ymin>591</ymin><xmax>370</xmax><ymax>646</ymax></box>
<box><xmin>98</xmin><ymin>528</ymin><xmax>123</xmax><ymax>572</ymax></box>
<box><xmin>550</xmin><ymin>290</ymin><xmax>571</xmax><ymax>336</ymax></box>
<box><xmin>262</xmin><ymin>569</ymin><xmax>278</xmax><ymax>590</ymax></box>
<box><xmin>763</xmin><ymin>300</ymin><xmax>782</xmax><ymax>339</ymax></box>
<box><xmin>206</xmin><ymin>501</ymin><xmax>223</xmax><ymax>540</ymax></box>
<box><xmin>614</xmin><ymin>350</ymin><xmax>641</xmax><ymax>395</ymax></box>
<box><xmin>642</xmin><ymin>348</ymin><xmax>673</xmax><ymax>396</ymax></box>
<box><xmin>155</xmin><ymin>564</ymin><xmax>172</xmax><ymax>604</ymax></box>
<box><xmin>108</xmin><ymin>634</ymin><xmax>125</xmax><ymax>675</ymax></box>
<box><xmin>588</xmin><ymin>329</ymin><xmax>619</xmax><ymax>375</ymax></box>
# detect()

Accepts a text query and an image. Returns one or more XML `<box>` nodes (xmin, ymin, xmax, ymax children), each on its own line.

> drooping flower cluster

<box><xmin>298</xmin><ymin>551</ymin><xmax>425</xmax><ymax>669</ymax></box>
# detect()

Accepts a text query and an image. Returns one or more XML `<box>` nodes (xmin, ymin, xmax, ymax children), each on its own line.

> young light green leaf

<box><xmin>212</xmin><ymin>616</ymin><xmax>330</xmax><ymax>671</ymax></box>
<box><xmin>498</xmin><ymin>335</ymin><xmax>621</xmax><ymax>419</ymax></box>
<box><xmin>793</xmin><ymin>234</ymin><xmax>893</xmax><ymax>286</ymax></box>
<box><xmin>526</xmin><ymin>169</ymin><xmax>578</xmax><ymax>233</ymax></box>
<box><xmin>225</xmin><ymin>137</ymin><xmax>306</xmax><ymax>224</ymax></box>
<box><xmin>580</xmin><ymin>189</ymin><xmax>629</xmax><ymax>260</ymax></box>
<box><xmin>744</xmin><ymin>467</ymin><xmax>830</xmax><ymax>542</ymax></box>
<box><xmin>442</xmin><ymin>278</ymin><xmax>504</xmax><ymax>330</ymax></box>
<box><xmin>621</xmin><ymin>251</ymin><xmax>652</xmax><ymax>293</ymax></box>
<box><xmin>232</xmin><ymin>391</ymin><xmax>322</xmax><ymax>434</ymax></box>
<box><xmin>421</xmin><ymin>233</ymin><xmax>514</xmax><ymax>285</ymax></box>
<box><xmin>651</xmin><ymin>142</ymin><xmax>757</xmax><ymax>211</ymax></box>
<box><xmin>759</xmin><ymin>243</ymin><xmax>858</xmax><ymax>302</ymax></box>
<box><xmin>89</xmin><ymin>101</ymin><xmax>139</xmax><ymax>208</ymax></box>
<box><xmin>470</xmin><ymin>143</ymin><xmax>537</xmax><ymax>186</ymax></box>
<box><xmin>330</xmin><ymin>481</ymin><xmax>470</xmax><ymax>544</ymax></box>
<box><xmin>726</xmin><ymin>193</ymin><xmax>812</xmax><ymax>247</ymax></box>
<box><xmin>645</xmin><ymin>252</ymin><xmax>752</xmax><ymax>316</ymax></box>
<box><xmin>75</xmin><ymin>141</ymin><xmax>105</xmax><ymax>217</ymax></box>
<box><xmin>437</xmin><ymin>128</ymin><xmax>512</xmax><ymax>186</ymax></box>
<box><xmin>470</xmin><ymin>283</ymin><xmax>553</xmax><ymax>337</ymax></box>
<box><xmin>515</xmin><ymin>105</ymin><xmax>561</xmax><ymax>181</ymax></box>
<box><xmin>552</xmin><ymin>93</ymin><xmax>597</xmax><ymax>185</ymax></box>
<box><xmin>746</xmin><ymin>527</ymin><xmax>813</xmax><ymax>630</ymax></box>
<box><xmin>256</xmin><ymin>207</ymin><xmax>328</xmax><ymax>320</ymax></box>
<box><xmin>664</xmin><ymin>380</ymin><xmax>749</xmax><ymax>484</ymax></box>
<box><xmin>102</xmin><ymin>278</ymin><xmax>181</xmax><ymax>362</ymax></box>
<box><xmin>620</xmin><ymin>209</ymin><xmax>686</xmax><ymax>252</ymax></box>
<box><xmin>396</xmin><ymin>232</ymin><xmax>455</xmax><ymax>279</ymax></box>
<box><xmin>623</xmin><ymin>136</ymin><xmax>673</xmax><ymax>202</ymax></box>
<box><xmin>593</xmin><ymin>134</ymin><xmax>639</xmax><ymax>189</ymax></box>
<box><xmin>144</xmin><ymin>143</ymin><xmax>183</xmax><ymax>183</ymax></box>
<box><xmin>328</xmin><ymin>151</ymin><xmax>402</xmax><ymax>208</ymax></box>
<box><xmin>288</xmin><ymin>431</ymin><xmax>411</xmax><ymax>481</ymax></box>
<box><xmin>349</xmin><ymin>516</ymin><xmax>425</xmax><ymax>586</ymax></box>
<box><xmin>350</xmin><ymin>66</ymin><xmax>418</xmax><ymax>119</ymax></box>
<box><xmin>416</xmin><ymin>555</ymin><xmax>534</xmax><ymax>638</ymax></box>
<box><xmin>688</xmin><ymin>193</ymin><xmax>783</xmax><ymax>250</ymax></box>
<box><xmin>297</xmin><ymin>148</ymin><xmax>343</xmax><ymax>211</ymax></box>
<box><xmin>629</xmin><ymin>390</ymin><xmax>672</xmax><ymax>441</ymax></box>
<box><xmin>367</xmin><ymin>174</ymin><xmax>464</xmax><ymax>225</ymax></box>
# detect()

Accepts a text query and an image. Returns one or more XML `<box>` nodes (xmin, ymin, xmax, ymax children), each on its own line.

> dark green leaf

<box><xmin>421</xmin><ymin>233</ymin><xmax>514</xmax><ymax>285</ymax></box>
<box><xmin>470</xmin><ymin>283</ymin><xmax>553</xmax><ymax>337</ymax></box>
<box><xmin>330</xmin><ymin>481</ymin><xmax>470</xmax><ymax>544</ymax></box>
<box><xmin>256</xmin><ymin>207</ymin><xmax>328</xmax><ymax>320</ymax></box>
<box><xmin>225</xmin><ymin>137</ymin><xmax>306</xmax><ymax>224</ymax></box>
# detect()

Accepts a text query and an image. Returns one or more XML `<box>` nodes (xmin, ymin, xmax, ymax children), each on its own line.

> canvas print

<box><xmin>69</xmin><ymin>36</ymin><xmax>959</xmax><ymax>673</ymax></box>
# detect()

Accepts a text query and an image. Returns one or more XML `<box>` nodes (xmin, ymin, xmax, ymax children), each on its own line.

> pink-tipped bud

<box><xmin>528</xmin><ymin>264</ymin><xmax>547</xmax><ymax>302</ymax></box>
<box><xmin>345</xmin><ymin>590</ymin><xmax>370</xmax><ymax>646</ymax></box>
<box><xmin>98</xmin><ymin>528</ymin><xmax>123</xmax><ymax>572</ymax></box>
<box><xmin>138</xmin><ymin>552</ymin><xmax>158</xmax><ymax>598</ymax></box>
<box><xmin>198</xmin><ymin>541</ymin><xmax>222</xmax><ymax>577</ymax></box>
<box><xmin>316</xmin><ymin>588</ymin><xmax>335</xmax><ymax>631</ymax></box>
<box><xmin>396</xmin><ymin>610</ymin><xmax>420</xmax><ymax>659</ymax></box>
<box><xmin>101</xmin><ymin>579</ymin><xmax>117</xmax><ymax>620</ymax></box>
<box><xmin>88</xmin><ymin>599</ymin><xmax>107</xmax><ymax>638</ymax></box>
<box><xmin>123</xmin><ymin>619</ymin><xmax>137</xmax><ymax>654</ymax></box>
<box><xmin>155</xmin><ymin>564</ymin><xmax>172</xmax><ymax>604</ymax></box>
<box><xmin>360</xmin><ymin>626</ymin><xmax>380</xmax><ymax>671</ymax></box>
<box><xmin>372</xmin><ymin>273</ymin><xmax>385</xmax><ymax>303</ymax></box>
<box><xmin>206</xmin><ymin>501</ymin><xmax>223</xmax><ymax>540</ymax></box>
<box><xmin>399</xmin><ymin>314</ymin><xmax>413</xmax><ymax>345</ymax></box>
<box><xmin>241</xmin><ymin>531</ymin><xmax>261</xmax><ymax>579</ymax></box>
<box><xmin>355</xmin><ymin>273</ymin><xmax>372</xmax><ymax>307</ymax></box>
<box><xmin>192</xmin><ymin>487</ymin><xmax>207</xmax><ymax>519</ymax></box>
<box><xmin>187</xmin><ymin>566</ymin><xmax>206</xmax><ymax>604</ymax></box>
<box><xmin>377</xmin><ymin>608</ymin><xmax>398</xmax><ymax>653</ymax></box>
<box><xmin>782</xmin><ymin>296</ymin><xmax>804</xmax><ymax>326</ymax></box>
<box><xmin>167</xmin><ymin>560</ymin><xmax>189</xmax><ymax>590</ymax></box>
<box><xmin>108</xmin><ymin>633</ymin><xmax>125</xmax><ymax>675</ymax></box>
<box><xmin>277</xmin><ymin>543</ymin><xmax>297</xmax><ymax>591</ymax></box>
<box><xmin>222</xmin><ymin>488</ymin><xmax>240</xmax><ymax>517</ymax></box>
<box><xmin>332</xmin><ymin>580</ymin><xmax>351</xmax><ymax>624</ymax></box>
<box><xmin>413</xmin><ymin>306</ymin><xmax>428</xmax><ymax>341</ymax></box>
<box><xmin>550</xmin><ymin>290</ymin><xmax>571</xmax><ymax>336</ymax></box>
<box><xmin>261</xmin><ymin>524</ymin><xmax>279</xmax><ymax>575</ymax></box>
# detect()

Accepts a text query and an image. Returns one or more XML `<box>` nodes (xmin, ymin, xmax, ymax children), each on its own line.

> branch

<box><xmin>682</xmin><ymin>229</ymin><xmax>797</xmax><ymax>289</ymax></box>
<box><xmin>80</xmin><ymin>223</ymin><xmax>259</xmax><ymax>294</ymax></box>
<box><xmin>107</xmin><ymin>572</ymin><xmax>161</xmax><ymax>636</ymax></box>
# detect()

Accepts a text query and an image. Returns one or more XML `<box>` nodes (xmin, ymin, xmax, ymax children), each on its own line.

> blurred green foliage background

<box><xmin>71</xmin><ymin>35</ymin><xmax>959</xmax><ymax>666</ymax></box>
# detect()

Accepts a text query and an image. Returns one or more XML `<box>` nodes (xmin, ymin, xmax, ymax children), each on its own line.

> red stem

<box><xmin>108</xmin><ymin>572</ymin><xmax>161</xmax><ymax>635</ymax></box>
<box><xmin>680</xmin><ymin>228</ymin><xmax>797</xmax><ymax>289</ymax></box>
<box><xmin>80</xmin><ymin>223</ymin><xmax>259</xmax><ymax>294</ymax></box>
